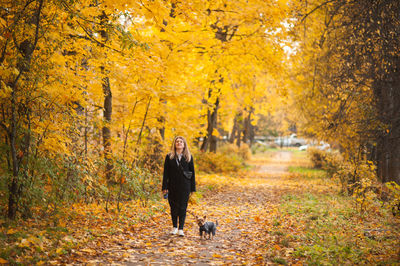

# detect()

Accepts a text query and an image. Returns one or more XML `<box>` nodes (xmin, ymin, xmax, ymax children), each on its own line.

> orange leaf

<box><xmin>81</xmin><ymin>248</ymin><xmax>96</xmax><ymax>254</ymax></box>
<box><xmin>6</xmin><ymin>228</ymin><xmax>18</xmax><ymax>235</ymax></box>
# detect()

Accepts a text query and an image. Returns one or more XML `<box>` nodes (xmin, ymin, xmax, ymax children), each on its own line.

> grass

<box><xmin>288</xmin><ymin>166</ymin><xmax>327</xmax><ymax>179</ymax></box>
<box><xmin>276</xmin><ymin>190</ymin><xmax>399</xmax><ymax>264</ymax></box>
<box><xmin>271</xmin><ymin>257</ymin><xmax>288</xmax><ymax>265</ymax></box>
<box><xmin>282</xmin><ymin>185</ymin><xmax>397</xmax><ymax>263</ymax></box>
<box><xmin>261</xmin><ymin>150</ymin><xmax>400</xmax><ymax>265</ymax></box>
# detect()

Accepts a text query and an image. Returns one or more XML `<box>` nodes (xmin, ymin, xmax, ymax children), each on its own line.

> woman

<box><xmin>162</xmin><ymin>136</ymin><xmax>196</xmax><ymax>236</ymax></box>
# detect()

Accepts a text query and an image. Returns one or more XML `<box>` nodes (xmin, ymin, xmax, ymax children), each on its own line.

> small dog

<box><xmin>197</xmin><ymin>216</ymin><xmax>218</xmax><ymax>240</ymax></box>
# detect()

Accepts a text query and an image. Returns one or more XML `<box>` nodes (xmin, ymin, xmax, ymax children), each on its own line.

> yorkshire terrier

<box><xmin>196</xmin><ymin>216</ymin><xmax>218</xmax><ymax>240</ymax></box>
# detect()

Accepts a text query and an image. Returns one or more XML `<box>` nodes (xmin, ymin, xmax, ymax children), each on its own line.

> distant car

<box><xmin>275</xmin><ymin>134</ymin><xmax>307</xmax><ymax>147</ymax></box>
<box><xmin>317</xmin><ymin>141</ymin><xmax>330</xmax><ymax>151</ymax></box>
<box><xmin>298</xmin><ymin>141</ymin><xmax>331</xmax><ymax>151</ymax></box>
<box><xmin>299</xmin><ymin>145</ymin><xmax>308</xmax><ymax>151</ymax></box>
<box><xmin>255</xmin><ymin>140</ymin><xmax>268</xmax><ymax>146</ymax></box>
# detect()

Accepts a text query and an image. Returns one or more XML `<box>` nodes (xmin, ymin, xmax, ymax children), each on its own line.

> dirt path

<box><xmin>256</xmin><ymin>151</ymin><xmax>292</xmax><ymax>174</ymax></box>
<box><xmin>70</xmin><ymin>151</ymin><xmax>294</xmax><ymax>265</ymax></box>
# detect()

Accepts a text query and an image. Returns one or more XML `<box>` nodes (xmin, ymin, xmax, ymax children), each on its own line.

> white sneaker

<box><xmin>178</xmin><ymin>229</ymin><xmax>184</xmax><ymax>236</ymax></box>
<box><xmin>170</xmin><ymin>227</ymin><xmax>178</xmax><ymax>235</ymax></box>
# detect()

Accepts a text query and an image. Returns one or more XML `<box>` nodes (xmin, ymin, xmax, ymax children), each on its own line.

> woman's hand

<box><xmin>162</xmin><ymin>189</ymin><xmax>168</xmax><ymax>199</ymax></box>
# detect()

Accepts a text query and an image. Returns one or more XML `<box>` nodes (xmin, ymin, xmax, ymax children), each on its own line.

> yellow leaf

<box><xmin>12</xmin><ymin>68</ymin><xmax>19</xmax><ymax>76</ymax></box>
<box><xmin>0</xmin><ymin>17</ymin><xmax>6</xmax><ymax>27</ymax></box>
<box><xmin>81</xmin><ymin>248</ymin><xmax>96</xmax><ymax>254</ymax></box>
<box><xmin>212</xmin><ymin>129</ymin><xmax>220</xmax><ymax>137</ymax></box>
<box><xmin>212</xmin><ymin>254</ymin><xmax>222</xmax><ymax>258</ymax></box>
<box><xmin>0</xmin><ymin>258</ymin><xmax>8</xmax><ymax>264</ymax></box>
<box><xmin>6</xmin><ymin>228</ymin><xmax>18</xmax><ymax>235</ymax></box>
<box><xmin>19</xmin><ymin>239</ymin><xmax>30</xmax><ymax>248</ymax></box>
<box><xmin>273</xmin><ymin>244</ymin><xmax>281</xmax><ymax>250</ymax></box>
<box><xmin>27</xmin><ymin>235</ymin><xmax>40</xmax><ymax>245</ymax></box>
<box><xmin>56</xmin><ymin>248</ymin><xmax>63</xmax><ymax>254</ymax></box>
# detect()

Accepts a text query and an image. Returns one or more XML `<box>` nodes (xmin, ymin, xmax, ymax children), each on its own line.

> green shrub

<box><xmin>194</xmin><ymin>143</ymin><xmax>250</xmax><ymax>173</ymax></box>
<box><xmin>194</xmin><ymin>150</ymin><xmax>243</xmax><ymax>173</ymax></box>
<box><xmin>322</xmin><ymin>152</ymin><xmax>343</xmax><ymax>177</ymax></box>
<box><xmin>123</xmin><ymin>165</ymin><xmax>159</xmax><ymax>201</ymax></box>
<box><xmin>333</xmin><ymin>161</ymin><xmax>376</xmax><ymax>195</ymax></box>
<box><xmin>307</xmin><ymin>148</ymin><xmax>343</xmax><ymax>176</ymax></box>
<box><xmin>219</xmin><ymin>143</ymin><xmax>250</xmax><ymax>161</ymax></box>
<box><xmin>0</xmin><ymin>153</ymin><xmax>93</xmax><ymax>219</ymax></box>
<box><xmin>238</xmin><ymin>143</ymin><xmax>251</xmax><ymax>160</ymax></box>
<box><xmin>307</xmin><ymin>147</ymin><xmax>326</xmax><ymax>169</ymax></box>
<box><xmin>251</xmin><ymin>142</ymin><xmax>269</xmax><ymax>154</ymax></box>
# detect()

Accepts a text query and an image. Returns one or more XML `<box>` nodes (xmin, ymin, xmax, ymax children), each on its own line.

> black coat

<box><xmin>162</xmin><ymin>154</ymin><xmax>196</xmax><ymax>194</ymax></box>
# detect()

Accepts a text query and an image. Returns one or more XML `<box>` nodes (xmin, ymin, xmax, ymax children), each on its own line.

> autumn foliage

<box><xmin>0</xmin><ymin>0</ymin><xmax>400</xmax><ymax>264</ymax></box>
<box><xmin>0</xmin><ymin>0</ymin><xmax>288</xmax><ymax>220</ymax></box>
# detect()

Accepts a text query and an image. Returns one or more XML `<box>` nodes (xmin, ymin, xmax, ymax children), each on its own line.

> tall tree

<box><xmin>289</xmin><ymin>0</ymin><xmax>400</xmax><ymax>184</ymax></box>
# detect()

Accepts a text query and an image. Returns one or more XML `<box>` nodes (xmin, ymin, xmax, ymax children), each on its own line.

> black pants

<box><xmin>168</xmin><ymin>191</ymin><xmax>189</xmax><ymax>230</ymax></box>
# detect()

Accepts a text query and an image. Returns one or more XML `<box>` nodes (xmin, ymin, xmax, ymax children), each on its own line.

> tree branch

<box><xmin>76</xmin><ymin>20</ymin><xmax>123</xmax><ymax>54</ymax></box>
<box><xmin>300</xmin><ymin>0</ymin><xmax>337</xmax><ymax>24</ymax></box>
<box><xmin>0</xmin><ymin>122</ymin><xmax>9</xmax><ymax>135</ymax></box>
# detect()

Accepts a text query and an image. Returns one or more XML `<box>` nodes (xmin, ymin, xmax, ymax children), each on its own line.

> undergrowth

<box><xmin>267</xmin><ymin>155</ymin><xmax>400</xmax><ymax>265</ymax></box>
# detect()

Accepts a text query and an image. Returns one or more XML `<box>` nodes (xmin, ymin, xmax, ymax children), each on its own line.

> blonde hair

<box><xmin>169</xmin><ymin>136</ymin><xmax>192</xmax><ymax>161</ymax></box>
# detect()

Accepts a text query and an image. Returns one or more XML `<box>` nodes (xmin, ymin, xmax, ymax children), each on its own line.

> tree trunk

<box><xmin>102</xmin><ymin>77</ymin><xmax>113</xmax><ymax>182</ymax></box>
<box><xmin>229</xmin><ymin>114</ymin><xmax>238</xmax><ymax>144</ymax></box>
<box><xmin>209</xmin><ymin>97</ymin><xmax>219</xmax><ymax>152</ymax></box>
<box><xmin>375</xmin><ymin>83</ymin><xmax>400</xmax><ymax>184</ymax></box>
<box><xmin>98</xmin><ymin>11</ymin><xmax>114</xmax><ymax>182</ymax></box>
<box><xmin>247</xmin><ymin>109</ymin><xmax>255</xmax><ymax>147</ymax></box>
<box><xmin>371</xmin><ymin>0</ymin><xmax>400</xmax><ymax>184</ymax></box>
<box><xmin>8</xmin><ymin>91</ymin><xmax>19</xmax><ymax>219</ymax></box>
<box><xmin>236</xmin><ymin>126</ymin><xmax>242</xmax><ymax>147</ymax></box>
<box><xmin>7</xmin><ymin>0</ymin><xmax>44</xmax><ymax>219</ymax></box>
<box><xmin>201</xmin><ymin>18</ymin><xmax>238</xmax><ymax>152</ymax></box>
<box><xmin>243</xmin><ymin>110</ymin><xmax>252</xmax><ymax>145</ymax></box>
<box><xmin>84</xmin><ymin>107</ymin><xmax>88</xmax><ymax>157</ymax></box>
<box><xmin>209</xmin><ymin>136</ymin><xmax>218</xmax><ymax>152</ymax></box>
<box><xmin>201</xmin><ymin>94</ymin><xmax>219</xmax><ymax>152</ymax></box>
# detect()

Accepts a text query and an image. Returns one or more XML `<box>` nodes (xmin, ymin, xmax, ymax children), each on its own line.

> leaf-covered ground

<box><xmin>50</xmin><ymin>151</ymin><xmax>290</xmax><ymax>265</ymax></box>
<box><xmin>57</xmin><ymin>150</ymin><xmax>400</xmax><ymax>265</ymax></box>
<box><xmin>1</xmin><ymin>150</ymin><xmax>399</xmax><ymax>265</ymax></box>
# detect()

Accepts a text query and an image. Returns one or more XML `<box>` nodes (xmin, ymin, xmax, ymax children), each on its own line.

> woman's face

<box><xmin>175</xmin><ymin>138</ymin><xmax>185</xmax><ymax>150</ymax></box>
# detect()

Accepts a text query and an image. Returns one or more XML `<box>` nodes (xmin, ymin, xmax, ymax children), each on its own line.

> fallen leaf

<box><xmin>18</xmin><ymin>239</ymin><xmax>30</xmax><ymax>248</ymax></box>
<box><xmin>6</xmin><ymin>228</ymin><xmax>18</xmax><ymax>235</ymax></box>
<box><xmin>81</xmin><ymin>248</ymin><xmax>96</xmax><ymax>254</ymax></box>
